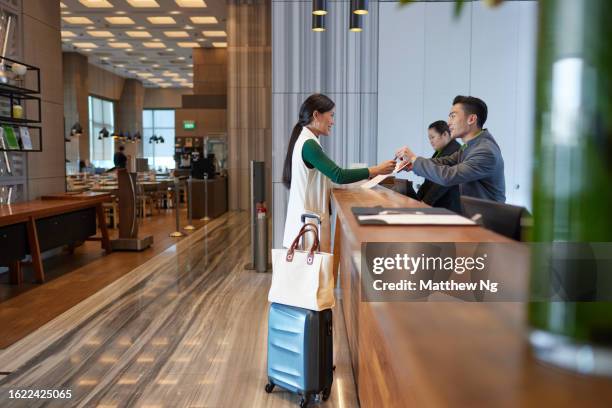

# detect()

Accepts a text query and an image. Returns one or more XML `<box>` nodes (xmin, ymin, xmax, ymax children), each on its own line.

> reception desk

<box><xmin>331</xmin><ymin>186</ymin><xmax>612</xmax><ymax>407</ymax></box>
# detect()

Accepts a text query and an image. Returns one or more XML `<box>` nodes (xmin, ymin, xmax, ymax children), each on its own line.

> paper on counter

<box><xmin>357</xmin><ymin>213</ymin><xmax>476</xmax><ymax>225</ymax></box>
<box><xmin>361</xmin><ymin>160</ymin><xmax>412</xmax><ymax>189</ymax></box>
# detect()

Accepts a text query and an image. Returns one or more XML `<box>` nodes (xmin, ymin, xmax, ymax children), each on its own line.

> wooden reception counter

<box><xmin>331</xmin><ymin>186</ymin><xmax>612</xmax><ymax>407</ymax></box>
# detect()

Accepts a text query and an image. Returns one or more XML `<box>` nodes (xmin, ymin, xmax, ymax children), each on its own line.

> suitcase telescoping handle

<box><xmin>301</xmin><ymin>213</ymin><xmax>321</xmax><ymax>225</ymax></box>
<box><xmin>286</xmin><ymin>224</ymin><xmax>319</xmax><ymax>265</ymax></box>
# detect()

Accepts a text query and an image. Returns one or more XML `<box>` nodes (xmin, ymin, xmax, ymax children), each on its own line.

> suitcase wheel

<box><xmin>264</xmin><ymin>383</ymin><xmax>275</xmax><ymax>393</ymax></box>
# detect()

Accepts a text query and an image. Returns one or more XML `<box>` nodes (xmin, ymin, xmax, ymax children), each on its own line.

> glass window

<box><xmin>88</xmin><ymin>96</ymin><xmax>115</xmax><ymax>168</ymax></box>
<box><xmin>142</xmin><ymin>109</ymin><xmax>175</xmax><ymax>171</ymax></box>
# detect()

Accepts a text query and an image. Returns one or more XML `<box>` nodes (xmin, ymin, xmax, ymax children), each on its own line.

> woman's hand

<box><xmin>368</xmin><ymin>160</ymin><xmax>397</xmax><ymax>177</ymax></box>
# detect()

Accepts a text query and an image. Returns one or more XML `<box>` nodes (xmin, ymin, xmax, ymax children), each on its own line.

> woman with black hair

<box><xmin>408</xmin><ymin>120</ymin><xmax>461</xmax><ymax>213</ymax></box>
<box><xmin>282</xmin><ymin>94</ymin><xmax>396</xmax><ymax>251</ymax></box>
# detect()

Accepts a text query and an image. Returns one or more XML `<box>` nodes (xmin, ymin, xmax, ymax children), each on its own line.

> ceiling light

<box><xmin>137</xmin><ymin>73</ymin><xmax>154</xmax><ymax>77</ymax></box>
<box><xmin>126</xmin><ymin>0</ymin><xmax>160</xmax><ymax>7</ymax></box>
<box><xmin>170</xmin><ymin>11</ymin><xmax>181</xmax><ymax>15</ymax></box>
<box><xmin>197</xmin><ymin>38</ymin><xmax>205</xmax><ymax>42</ymax></box>
<box><xmin>202</xmin><ymin>31</ymin><xmax>226</xmax><ymax>37</ymax></box>
<box><xmin>140</xmin><ymin>57</ymin><xmax>147</xmax><ymax>60</ymax></box>
<box><xmin>126</xmin><ymin>31</ymin><xmax>152</xmax><ymax>38</ymax></box>
<box><xmin>212</xmin><ymin>42</ymin><xmax>227</xmax><ymax>48</ymax></box>
<box><xmin>188</xmin><ymin>73</ymin><xmax>193</xmax><ymax>77</ymax></box>
<box><xmin>116</xmin><ymin>64</ymin><xmax>125</xmax><ymax>67</ymax></box>
<box><xmin>313</xmin><ymin>0</ymin><xmax>327</xmax><ymax>15</ymax></box>
<box><xmin>190</xmin><ymin>16</ymin><xmax>217</xmax><ymax>24</ymax></box>
<box><xmin>147</xmin><ymin>17</ymin><xmax>176</xmax><ymax>25</ymax></box>
<box><xmin>109</xmin><ymin>42</ymin><xmax>132</xmax><ymax>48</ymax></box>
<box><xmin>167</xmin><ymin>48</ymin><xmax>174</xmax><ymax>51</ymax></box>
<box><xmin>349</xmin><ymin>12</ymin><xmax>363</xmax><ymax>32</ymax></box>
<box><xmin>88</xmin><ymin>30</ymin><xmax>114</xmax><ymax>37</ymax></box>
<box><xmin>149</xmin><ymin>78</ymin><xmax>163</xmax><ymax>82</ymax></box>
<box><xmin>61</xmin><ymin>30</ymin><xmax>77</xmax><ymax>38</ymax></box>
<box><xmin>78</xmin><ymin>0</ymin><xmax>113</xmax><ymax>8</ymax></box>
<box><xmin>143</xmin><ymin>42</ymin><xmax>166</xmax><ymax>48</ymax></box>
<box><xmin>312</xmin><ymin>15</ymin><xmax>325</xmax><ymax>32</ymax></box>
<box><xmin>184</xmin><ymin>25</ymin><xmax>194</xmax><ymax>29</ymax></box>
<box><xmin>162</xmin><ymin>72</ymin><xmax>179</xmax><ymax>77</ymax></box>
<box><xmin>126</xmin><ymin>48</ymin><xmax>133</xmax><ymax>52</ymax></box>
<box><xmin>177</xmin><ymin>56</ymin><xmax>185</xmax><ymax>60</ymax></box>
<box><xmin>175</xmin><ymin>0</ymin><xmax>207</xmax><ymax>7</ymax></box>
<box><xmin>178</xmin><ymin>42</ymin><xmax>199</xmax><ymax>48</ymax></box>
<box><xmin>115</xmin><ymin>11</ymin><xmax>126</xmax><ymax>14</ymax></box>
<box><xmin>62</xmin><ymin>17</ymin><xmax>94</xmax><ymax>25</ymax></box>
<box><xmin>83</xmin><ymin>49</ymin><xmax>92</xmax><ymax>52</ymax></box>
<box><xmin>101</xmin><ymin>56</ymin><xmax>109</xmax><ymax>60</ymax></box>
<box><xmin>108</xmin><ymin>38</ymin><xmax>116</xmax><ymax>42</ymax></box>
<box><xmin>105</xmin><ymin>16</ymin><xmax>135</xmax><ymax>24</ymax></box>
<box><xmin>61</xmin><ymin>11</ymin><xmax>71</xmax><ymax>15</ymax></box>
<box><xmin>164</xmin><ymin>31</ymin><xmax>189</xmax><ymax>38</ymax></box>
<box><xmin>73</xmin><ymin>42</ymin><xmax>98</xmax><ymax>48</ymax></box>
<box><xmin>351</xmin><ymin>0</ymin><xmax>369</xmax><ymax>15</ymax></box>
<box><xmin>152</xmin><ymin>64</ymin><xmax>160</xmax><ymax>68</ymax></box>
<box><xmin>152</xmin><ymin>38</ymin><xmax>162</xmax><ymax>42</ymax></box>
<box><xmin>60</xmin><ymin>2</ymin><xmax>67</xmax><ymax>7</ymax></box>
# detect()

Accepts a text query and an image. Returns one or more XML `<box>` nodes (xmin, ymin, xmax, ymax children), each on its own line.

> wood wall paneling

<box><xmin>228</xmin><ymin>0</ymin><xmax>272</xmax><ymax>211</ymax></box>
<box><xmin>22</xmin><ymin>1</ymin><xmax>64</xmax><ymax>199</ymax></box>
<box><xmin>63</xmin><ymin>52</ymin><xmax>90</xmax><ymax>165</ymax></box>
<box><xmin>143</xmin><ymin>88</ymin><xmax>192</xmax><ymax>109</ymax></box>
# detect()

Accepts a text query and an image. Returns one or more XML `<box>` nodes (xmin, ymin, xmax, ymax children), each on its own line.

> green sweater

<box><xmin>301</xmin><ymin>139</ymin><xmax>370</xmax><ymax>184</ymax></box>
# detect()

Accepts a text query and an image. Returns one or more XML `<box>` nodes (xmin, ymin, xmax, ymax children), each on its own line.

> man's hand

<box><xmin>395</xmin><ymin>146</ymin><xmax>417</xmax><ymax>169</ymax></box>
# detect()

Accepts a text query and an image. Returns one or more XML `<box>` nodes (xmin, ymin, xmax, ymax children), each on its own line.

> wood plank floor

<box><xmin>0</xmin><ymin>208</ymin><xmax>210</xmax><ymax>349</ymax></box>
<box><xmin>0</xmin><ymin>212</ymin><xmax>359</xmax><ymax>408</ymax></box>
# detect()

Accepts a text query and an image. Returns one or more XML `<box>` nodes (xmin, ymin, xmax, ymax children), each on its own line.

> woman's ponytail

<box><xmin>282</xmin><ymin>94</ymin><xmax>335</xmax><ymax>189</ymax></box>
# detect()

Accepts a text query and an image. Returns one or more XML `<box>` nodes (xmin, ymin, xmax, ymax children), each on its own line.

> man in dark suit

<box><xmin>406</xmin><ymin>120</ymin><xmax>461</xmax><ymax>213</ymax></box>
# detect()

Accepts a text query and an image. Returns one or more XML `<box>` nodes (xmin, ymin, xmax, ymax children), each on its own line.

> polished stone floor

<box><xmin>0</xmin><ymin>212</ymin><xmax>358</xmax><ymax>408</ymax></box>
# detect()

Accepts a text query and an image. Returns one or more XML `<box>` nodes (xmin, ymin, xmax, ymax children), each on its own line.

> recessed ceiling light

<box><xmin>175</xmin><ymin>0</ymin><xmax>207</xmax><ymax>7</ymax></box>
<box><xmin>147</xmin><ymin>17</ymin><xmax>176</xmax><ymax>25</ymax></box>
<box><xmin>105</xmin><ymin>16</ymin><xmax>135</xmax><ymax>24</ymax></box>
<box><xmin>88</xmin><ymin>30</ymin><xmax>114</xmax><ymax>38</ymax></box>
<box><xmin>152</xmin><ymin>64</ymin><xmax>160</xmax><ymax>68</ymax></box>
<box><xmin>162</xmin><ymin>72</ymin><xmax>179</xmax><ymax>77</ymax></box>
<box><xmin>184</xmin><ymin>25</ymin><xmax>194</xmax><ymax>30</ymax></box>
<box><xmin>117</xmin><ymin>64</ymin><xmax>125</xmax><ymax>67</ymax></box>
<box><xmin>61</xmin><ymin>11</ymin><xmax>71</xmax><ymax>15</ymax></box>
<box><xmin>101</xmin><ymin>57</ymin><xmax>110</xmax><ymax>60</ymax></box>
<box><xmin>212</xmin><ymin>42</ymin><xmax>227</xmax><ymax>48</ymax></box>
<box><xmin>143</xmin><ymin>42</ymin><xmax>166</xmax><ymax>48</ymax></box>
<box><xmin>164</xmin><ymin>31</ymin><xmax>189</xmax><ymax>38</ymax></box>
<box><xmin>149</xmin><ymin>78</ymin><xmax>163</xmax><ymax>82</ymax></box>
<box><xmin>126</xmin><ymin>48</ymin><xmax>133</xmax><ymax>52</ymax></box>
<box><xmin>167</xmin><ymin>48</ymin><xmax>174</xmax><ymax>51</ymax></box>
<box><xmin>115</xmin><ymin>11</ymin><xmax>126</xmax><ymax>15</ymax></box>
<box><xmin>170</xmin><ymin>11</ymin><xmax>181</xmax><ymax>15</ymax></box>
<box><xmin>140</xmin><ymin>57</ymin><xmax>147</xmax><ymax>60</ymax></box>
<box><xmin>177</xmin><ymin>56</ymin><xmax>185</xmax><ymax>60</ymax></box>
<box><xmin>188</xmin><ymin>64</ymin><xmax>193</xmax><ymax>67</ymax></box>
<box><xmin>152</xmin><ymin>38</ymin><xmax>162</xmax><ymax>42</ymax></box>
<box><xmin>137</xmin><ymin>73</ymin><xmax>154</xmax><ymax>77</ymax></box>
<box><xmin>189</xmin><ymin>16</ymin><xmax>217</xmax><ymax>24</ymax></box>
<box><xmin>188</xmin><ymin>73</ymin><xmax>193</xmax><ymax>76</ymax></box>
<box><xmin>63</xmin><ymin>17</ymin><xmax>94</xmax><ymax>25</ymax></box>
<box><xmin>108</xmin><ymin>38</ymin><xmax>117</xmax><ymax>42</ymax></box>
<box><xmin>78</xmin><ymin>0</ymin><xmax>113</xmax><ymax>8</ymax></box>
<box><xmin>83</xmin><ymin>49</ymin><xmax>93</xmax><ymax>52</ymax></box>
<box><xmin>61</xmin><ymin>30</ymin><xmax>77</xmax><ymax>38</ymax></box>
<box><xmin>126</xmin><ymin>31</ymin><xmax>152</xmax><ymax>38</ymax></box>
<box><xmin>60</xmin><ymin>1</ymin><xmax>67</xmax><ymax>7</ymax></box>
<box><xmin>126</xmin><ymin>0</ymin><xmax>160</xmax><ymax>7</ymax></box>
<box><xmin>109</xmin><ymin>42</ymin><xmax>132</xmax><ymax>48</ymax></box>
<box><xmin>177</xmin><ymin>42</ymin><xmax>199</xmax><ymax>48</ymax></box>
<box><xmin>202</xmin><ymin>31</ymin><xmax>226</xmax><ymax>37</ymax></box>
<box><xmin>197</xmin><ymin>38</ymin><xmax>205</xmax><ymax>42</ymax></box>
<box><xmin>73</xmin><ymin>42</ymin><xmax>98</xmax><ymax>48</ymax></box>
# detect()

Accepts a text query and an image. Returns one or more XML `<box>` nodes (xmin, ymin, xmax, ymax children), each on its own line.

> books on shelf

<box><xmin>1</xmin><ymin>126</ymin><xmax>20</xmax><ymax>150</ymax></box>
<box><xmin>19</xmin><ymin>126</ymin><xmax>33</xmax><ymax>150</ymax></box>
<box><xmin>0</xmin><ymin>125</ymin><xmax>34</xmax><ymax>150</ymax></box>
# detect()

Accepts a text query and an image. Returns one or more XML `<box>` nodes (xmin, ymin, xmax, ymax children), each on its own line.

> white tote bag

<box><xmin>268</xmin><ymin>224</ymin><xmax>335</xmax><ymax>311</ymax></box>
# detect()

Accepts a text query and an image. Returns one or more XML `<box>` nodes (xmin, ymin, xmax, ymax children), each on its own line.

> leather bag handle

<box><xmin>286</xmin><ymin>224</ymin><xmax>319</xmax><ymax>265</ymax></box>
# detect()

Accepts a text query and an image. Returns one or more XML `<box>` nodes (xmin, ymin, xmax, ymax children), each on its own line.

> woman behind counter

<box><xmin>282</xmin><ymin>94</ymin><xmax>396</xmax><ymax>251</ymax></box>
<box><xmin>407</xmin><ymin>120</ymin><xmax>461</xmax><ymax>213</ymax></box>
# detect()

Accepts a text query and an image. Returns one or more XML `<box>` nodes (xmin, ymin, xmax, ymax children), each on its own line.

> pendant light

<box><xmin>99</xmin><ymin>126</ymin><xmax>109</xmax><ymax>138</ymax></box>
<box><xmin>349</xmin><ymin>12</ymin><xmax>363</xmax><ymax>32</ymax></box>
<box><xmin>70</xmin><ymin>122</ymin><xmax>83</xmax><ymax>137</ymax></box>
<box><xmin>312</xmin><ymin>14</ymin><xmax>325</xmax><ymax>32</ymax></box>
<box><xmin>351</xmin><ymin>0</ymin><xmax>368</xmax><ymax>15</ymax></box>
<box><xmin>312</xmin><ymin>0</ymin><xmax>327</xmax><ymax>16</ymax></box>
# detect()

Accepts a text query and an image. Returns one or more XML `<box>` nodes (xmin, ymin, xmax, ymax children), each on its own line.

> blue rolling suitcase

<box><xmin>265</xmin><ymin>303</ymin><xmax>333</xmax><ymax>407</ymax></box>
